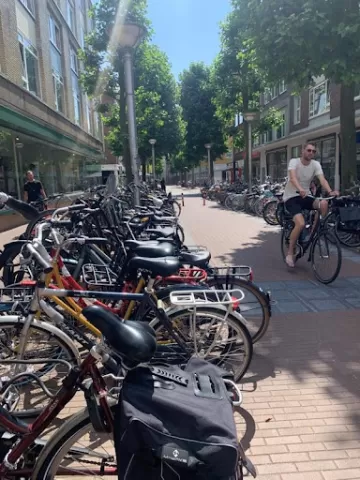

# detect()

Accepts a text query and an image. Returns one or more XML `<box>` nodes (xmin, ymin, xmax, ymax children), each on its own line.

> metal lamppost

<box><xmin>149</xmin><ymin>139</ymin><xmax>156</xmax><ymax>185</ymax></box>
<box><xmin>243</xmin><ymin>112</ymin><xmax>258</xmax><ymax>190</ymax></box>
<box><xmin>119</xmin><ymin>23</ymin><xmax>145</xmax><ymax>205</ymax></box>
<box><xmin>204</xmin><ymin>143</ymin><xmax>212</xmax><ymax>184</ymax></box>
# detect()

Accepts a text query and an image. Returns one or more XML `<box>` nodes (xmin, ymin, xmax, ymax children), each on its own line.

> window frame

<box><xmin>49</xmin><ymin>16</ymin><xmax>62</xmax><ymax>51</ymax></box>
<box><xmin>67</xmin><ymin>0</ymin><xmax>76</xmax><ymax>33</ymax></box>
<box><xmin>309</xmin><ymin>79</ymin><xmax>330</xmax><ymax>118</ymax></box>
<box><xmin>18</xmin><ymin>32</ymin><xmax>39</xmax><ymax>96</ymax></box>
<box><xmin>18</xmin><ymin>0</ymin><xmax>35</xmax><ymax>16</ymax></box>
<box><xmin>276</xmin><ymin>109</ymin><xmax>286</xmax><ymax>139</ymax></box>
<box><xmin>279</xmin><ymin>80</ymin><xmax>287</xmax><ymax>95</ymax></box>
<box><xmin>52</xmin><ymin>72</ymin><xmax>64</xmax><ymax>112</ymax></box>
<box><xmin>293</xmin><ymin>95</ymin><xmax>301</xmax><ymax>125</ymax></box>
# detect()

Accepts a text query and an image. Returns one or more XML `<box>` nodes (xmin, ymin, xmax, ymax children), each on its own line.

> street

<box><xmin>173</xmin><ymin>187</ymin><xmax>360</xmax><ymax>480</ymax></box>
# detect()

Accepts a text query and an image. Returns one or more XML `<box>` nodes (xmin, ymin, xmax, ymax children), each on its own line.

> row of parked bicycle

<box><xmin>0</xmin><ymin>183</ymin><xmax>260</xmax><ymax>478</ymax></box>
<box><xmin>203</xmin><ymin>180</ymin><xmax>360</xmax><ymax>249</ymax></box>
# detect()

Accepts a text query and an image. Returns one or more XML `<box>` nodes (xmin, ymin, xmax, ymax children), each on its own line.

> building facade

<box><xmin>255</xmin><ymin>77</ymin><xmax>360</xmax><ymax>189</ymax></box>
<box><xmin>0</xmin><ymin>0</ymin><xmax>104</xmax><ymax>203</ymax></box>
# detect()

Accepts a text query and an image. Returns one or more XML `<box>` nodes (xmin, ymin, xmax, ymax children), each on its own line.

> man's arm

<box><xmin>288</xmin><ymin>159</ymin><xmax>305</xmax><ymax>196</ymax></box>
<box><xmin>23</xmin><ymin>185</ymin><xmax>28</xmax><ymax>202</ymax></box>
<box><xmin>317</xmin><ymin>174</ymin><xmax>337</xmax><ymax>195</ymax></box>
<box><xmin>39</xmin><ymin>182</ymin><xmax>46</xmax><ymax>199</ymax></box>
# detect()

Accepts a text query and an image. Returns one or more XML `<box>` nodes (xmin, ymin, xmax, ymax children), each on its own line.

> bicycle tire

<box><xmin>24</xmin><ymin>209</ymin><xmax>57</xmax><ymax>240</ymax></box>
<box><xmin>170</xmin><ymin>199</ymin><xmax>182</xmax><ymax>217</ymax></box>
<box><xmin>31</xmin><ymin>400</ymin><xmax>117</xmax><ymax>479</ymax></box>
<box><xmin>206</xmin><ymin>276</ymin><xmax>271</xmax><ymax>343</ymax></box>
<box><xmin>150</xmin><ymin>305</ymin><xmax>253</xmax><ymax>381</ymax></box>
<box><xmin>263</xmin><ymin>200</ymin><xmax>279</xmax><ymax>226</ymax></box>
<box><xmin>0</xmin><ymin>242</ymin><xmax>26</xmax><ymax>286</ymax></box>
<box><xmin>311</xmin><ymin>231</ymin><xmax>342</xmax><ymax>284</ymax></box>
<box><xmin>0</xmin><ymin>317</ymin><xmax>79</xmax><ymax>417</ymax></box>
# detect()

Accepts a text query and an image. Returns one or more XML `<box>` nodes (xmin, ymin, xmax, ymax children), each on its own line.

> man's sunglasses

<box><xmin>306</xmin><ymin>148</ymin><xmax>316</xmax><ymax>154</ymax></box>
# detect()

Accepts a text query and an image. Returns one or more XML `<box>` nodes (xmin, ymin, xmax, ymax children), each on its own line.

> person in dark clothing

<box><xmin>160</xmin><ymin>178</ymin><xmax>166</xmax><ymax>193</ymax></box>
<box><xmin>23</xmin><ymin>170</ymin><xmax>46</xmax><ymax>204</ymax></box>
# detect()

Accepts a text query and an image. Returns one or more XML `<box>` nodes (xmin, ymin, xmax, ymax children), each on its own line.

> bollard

<box><xmin>181</xmin><ymin>193</ymin><xmax>184</xmax><ymax>207</ymax></box>
<box><xmin>203</xmin><ymin>194</ymin><xmax>206</xmax><ymax>206</ymax></box>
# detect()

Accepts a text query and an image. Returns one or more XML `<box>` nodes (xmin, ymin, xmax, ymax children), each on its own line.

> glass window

<box><xmin>53</xmin><ymin>74</ymin><xmax>64</xmax><ymax>112</ymax></box>
<box><xmin>279</xmin><ymin>80</ymin><xmax>287</xmax><ymax>94</ymax></box>
<box><xmin>309</xmin><ymin>80</ymin><xmax>330</xmax><ymax>118</ymax></box>
<box><xmin>263</xmin><ymin>88</ymin><xmax>271</xmax><ymax>105</ymax></box>
<box><xmin>19</xmin><ymin>0</ymin><xmax>35</xmax><ymax>15</ymax></box>
<box><xmin>291</xmin><ymin>146</ymin><xmax>302</xmax><ymax>158</ymax></box>
<box><xmin>70</xmin><ymin>47</ymin><xmax>78</xmax><ymax>73</ymax></box>
<box><xmin>270</xmin><ymin>85</ymin><xmax>278</xmax><ymax>99</ymax></box>
<box><xmin>276</xmin><ymin>109</ymin><xmax>286</xmax><ymax>139</ymax></box>
<box><xmin>67</xmin><ymin>0</ymin><xmax>76</xmax><ymax>32</ymax></box>
<box><xmin>49</xmin><ymin>16</ymin><xmax>61</xmax><ymax>50</ymax></box>
<box><xmin>70</xmin><ymin>47</ymin><xmax>81</xmax><ymax>125</ymax></box>
<box><xmin>86</xmin><ymin>98</ymin><xmax>92</xmax><ymax>134</ymax></box>
<box><xmin>293</xmin><ymin>95</ymin><xmax>301</xmax><ymax>124</ymax></box>
<box><xmin>18</xmin><ymin>33</ymin><xmax>39</xmax><ymax>96</ymax></box>
<box><xmin>0</xmin><ymin>130</ymin><xmax>20</xmax><ymax>198</ymax></box>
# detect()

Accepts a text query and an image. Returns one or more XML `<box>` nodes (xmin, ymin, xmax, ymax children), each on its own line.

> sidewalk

<box><xmin>174</xmin><ymin>188</ymin><xmax>360</xmax><ymax>480</ymax></box>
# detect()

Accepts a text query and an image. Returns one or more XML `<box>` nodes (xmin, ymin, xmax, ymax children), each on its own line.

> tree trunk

<box><xmin>210</xmin><ymin>153</ymin><xmax>214</xmax><ymax>183</ymax></box>
<box><xmin>340</xmin><ymin>82</ymin><xmax>357</xmax><ymax>191</ymax></box>
<box><xmin>119</xmin><ymin>64</ymin><xmax>132</xmax><ymax>185</ymax></box>
<box><xmin>141</xmin><ymin>158</ymin><xmax>146</xmax><ymax>181</ymax></box>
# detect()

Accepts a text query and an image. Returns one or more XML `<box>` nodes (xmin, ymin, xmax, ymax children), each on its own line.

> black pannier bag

<box><xmin>114</xmin><ymin>358</ymin><xmax>244</xmax><ymax>479</ymax></box>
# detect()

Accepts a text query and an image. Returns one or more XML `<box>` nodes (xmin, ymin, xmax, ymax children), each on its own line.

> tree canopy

<box><xmin>179</xmin><ymin>62</ymin><xmax>227</xmax><ymax>179</ymax></box>
<box><xmin>237</xmin><ymin>0</ymin><xmax>360</xmax><ymax>188</ymax></box>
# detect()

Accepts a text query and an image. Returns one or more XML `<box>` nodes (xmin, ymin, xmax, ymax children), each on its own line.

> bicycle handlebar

<box><xmin>26</xmin><ymin>242</ymin><xmax>53</xmax><ymax>274</ymax></box>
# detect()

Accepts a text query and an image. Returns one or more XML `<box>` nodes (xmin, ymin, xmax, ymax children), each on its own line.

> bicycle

<box><xmin>280</xmin><ymin>194</ymin><xmax>342</xmax><ymax>284</ymax></box>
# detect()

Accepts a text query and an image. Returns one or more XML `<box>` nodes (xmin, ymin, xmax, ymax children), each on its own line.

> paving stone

<box><xmin>329</xmin><ymin>287</ymin><xmax>359</xmax><ymax>299</ymax></box>
<box><xmin>309</xmin><ymin>299</ymin><xmax>349</xmax><ymax>311</ymax></box>
<box><xmin>258</xmin><ymin>282</ymin><xmax>287</xmax><ymax>291</ymax></box>
<box><xmin>294</xmin><ymin>289</ymin><xmax>331</xmax><ymax>300</ymax></box>
<box><xmin>282</xmin><ymin>280</ymin><xmax>317</xmax><ymax>289</ymax></box>
<box><xmin>344</xmin><ymin>298</ymin><xmax>360</xmax><ymax>308</ymax></box>
<box><xmin>347</xmin><ymin>277</ymin><xmax>360</xmax><ymax>286</ymax></box>
<box><xmin>271</xmin><ymin>291</ymin><xmax>299</xmax><ymax>301</ymax></box>
<box><xmin>273</xmin><ymin>301</ymin><xmax>312</xmax><ymax>313</ymax></box>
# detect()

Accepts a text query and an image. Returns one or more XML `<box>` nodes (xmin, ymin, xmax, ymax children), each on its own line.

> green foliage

<box><xmin>179</xmin><ymin>62</ymin><xmax>227</xmax><ymax>169</ymax></box>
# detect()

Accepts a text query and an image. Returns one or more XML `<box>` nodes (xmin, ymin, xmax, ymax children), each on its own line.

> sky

<box><xmin>147</xmin><ymin>0</ymin><xmax>232</xmax><ymax>78</ymax></box>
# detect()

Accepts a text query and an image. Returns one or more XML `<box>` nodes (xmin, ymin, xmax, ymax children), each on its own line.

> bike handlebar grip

<box><xmin>6</xmin><ymin>197</ymin><xmax>39</xmax><ymax>221</ymax></box>
<box><xmin>49</xmin><ymin>220</ymin><xmax>73</xmax><ymax>228</ymax></box>
<box><xmin>27</xmin><ymin>243</ymin><xmax>53</xmax><ymax>274</ymax></box>
<box><xmin>84</xmin><ymin>237</ymin><xmax>108</xmax><ymax>245</ymax></box>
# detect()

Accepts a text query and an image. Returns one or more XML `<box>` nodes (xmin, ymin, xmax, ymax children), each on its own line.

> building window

<box><xmin>49</xmin><ymin>16</ymin><xmax>64</xmax><ymax>112</ymax></box>
<box><xmin>70</xmin><ymin>47</ymin><xmax>81</xmax><ymax>125</ymax></box>
<box><xmin>293</xmin><ymin>95</ymin><xmax>301</xmax><ymax>125</ymax></box>
<box><xmin>276</xmin><ymin>109</ymin><xmax>286</xmax><ymax>139</ymax></box>
<box><xmin>291</xmin><ymin>146</ymin><xmax>302</xmax><ymax>158</ymax></box>
<box><xmin>262</xmin><ymin>128</ymin><xmax>273</xmax><ymax>144</ymax></box>
<box><xmin>86</xmin><ymin>98</ymin><xmax>92</xmax><ymax>133</ymax></box>
<box><xmin>67</xmin><ymin>0</ymin><xmax>76</xmax><ymax>32</ymax></box>
<box><xmin>19</xmin><ymin>0</ymin><xmax>35</xmax><ymax>15</ymax></box>
<box><xmin>270</xmin><ymin>85</ymin><xmax>278</xmax><ymax>100</ymax></box>
<box><xmin>253</xmin><ymin>135</ymin><xmax>260</xmax><ymax>148</ymax></box>
<box><xmin>18</xmin><ymin>33</ymin><xmax>39</xmax><ymax>96</ymax></box>
<box><xmin>279</xmin><ymin>80</ymin><xmax>287</xmax><ymax>94</ymax></box>
<box><xmin>309</xmin><ymin>79</ymin><xmax>330</xmax><ymax>118</ymax></box>
<box><xmin>49</xmin><ymin>16</ymin><xmax>61</xmax><ymax>50</ymax></box>
<box><xmin>263</xmin><ymin>88</ymin><xmax>271</xmax><ymax>105</ymax></box>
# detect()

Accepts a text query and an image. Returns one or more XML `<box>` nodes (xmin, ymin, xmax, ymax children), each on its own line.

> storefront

<box><xmin>266</xmin><ymin>147</ymin><xmax>287</xmax><ymax>181</ymax></box>
<box><xmin>308</xmin><ymin>134</ymin><xmax>336</xmax><ymax>184</ymax></box>
<box><xmin>0</xmin><ymin>125</ymin><xmax>102</xmax><ymax>199</ymax></box>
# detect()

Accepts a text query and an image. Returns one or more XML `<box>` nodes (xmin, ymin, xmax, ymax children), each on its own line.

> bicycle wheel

<box><xmin>206</xmin><ymin>277</ymin><xmax>271</xmax><ymax>343</ymax></box>
<box><xmin>24</xmin><ymin>209</ymin><xmax>57</xmax><ymax>239</ymax></box>
<box><xmin>150</xmin><ymin>306</ymin><xmax>253</xmax><ymax>381</ymax></box>
<box><xmin>263</xmin><ymin>200</ymin><xmax>279</xmax><ymax>226</ymax></box>
<box><xmin>170</xmin><ymin>199</ymin><xmax>182</xmax><ymax>217</ymax></box>
<box><xmin>0</xmin><ymin>242</ymin><xmax>27</xmax><ymax>286</ymax></box>
<box><xmin>311</xmin><ymin>231</ymin><xmax>342</xmax><ymax>284</ymax></box>
<box><xmin>31</xmin><ymin>401</ymin><xmax>118</xmax><ymax>479</ymax></box>
<box><xmin>0</xmin><ymin>317</ymin><xmax>79</xmax><ymax>416</ymax></box>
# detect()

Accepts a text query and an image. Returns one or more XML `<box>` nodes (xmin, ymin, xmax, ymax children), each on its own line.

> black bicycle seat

<box><xmin>82</xmin><ymin>306</ymin><xmax>157</xmax><ymax>368</ymax></box>
<box><xmin>127</xmin><ymin>256</ymin><xmax>180</xmax><ymax>277</ymax></box>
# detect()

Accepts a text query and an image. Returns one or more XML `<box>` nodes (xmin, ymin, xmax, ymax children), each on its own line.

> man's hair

<box><xmin>303</xmin><ymin>142</ymin><xmax>316</xmax><ymax>150</ymax></box>
<box><xmin>26</xmin><ymin>170</ymin><xmax>33</xmax><ymax>176</ymax></box>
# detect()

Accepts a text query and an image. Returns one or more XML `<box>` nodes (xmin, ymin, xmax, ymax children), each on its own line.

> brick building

<box><xmin>0</xmin><ymin>0</ymin><xmax>104</xmax><ymax>204</ymax></box>
<box><xmin>254</xmin><ymin>78</ymin><xmax>360</xmax><ymax>189</ymax></box>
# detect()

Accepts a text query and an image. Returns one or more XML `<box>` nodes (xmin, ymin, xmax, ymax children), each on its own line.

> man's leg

<box><xmin>286</xmin><ymin>213</ymin><xmax>305</xmax><ymax>267</ymax></box>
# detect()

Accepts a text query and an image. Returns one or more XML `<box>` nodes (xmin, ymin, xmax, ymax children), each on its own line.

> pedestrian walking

<box><xmin>160</xmin><ymin>177</ymin><xmax>166</xmax><ymax>193</ymax></box>
<box><xmin>23</xmin><ymin>170</ymin><xmax>46</xmax><ymax>208</ymax></box>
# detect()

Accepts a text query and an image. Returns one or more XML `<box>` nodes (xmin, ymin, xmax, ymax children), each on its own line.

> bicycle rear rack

<box><xmin>0</xmin><ymin>285</ymin><xmax>35</xmax><ymax>312</ymax></box>
<box><xmin>207</xmin><ymin>265</ymin><xmax>252</xmax><ymax>281</ymax></box>
<box><xmin>169</xmin><ymin>289</ymin><xmax>245</xmax><ymax>307</ymax></box>
<box><xmin>82</xmin><ymin>264</ymin><xmax>118</xmax><ymax>287</ymax></box>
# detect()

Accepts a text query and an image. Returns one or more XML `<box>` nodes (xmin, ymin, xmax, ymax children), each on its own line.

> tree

<box><xmin>212</xmin><ymin>7</ymin><xmax>285</xmax><ymax>182</ymax></box>
<box><xmin>240</xmin><ymin>0</ymin><xmax>360</xmax><ymax>189</ymax></box>
<box><xmin>79</xmin><ymin>0</ymin><xmax>150</xmax><ymax>183</ymax></box>
<box><xmin>179</xmin><ymin>62</ymin><xmax>227</xmax><ymax>181</ymax></box>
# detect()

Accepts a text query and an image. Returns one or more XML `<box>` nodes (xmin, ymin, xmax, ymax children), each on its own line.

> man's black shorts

<box><xmin>285</xmin><ymin>196</ymin><xmax>316</xmax><ymax>216</ymax></box>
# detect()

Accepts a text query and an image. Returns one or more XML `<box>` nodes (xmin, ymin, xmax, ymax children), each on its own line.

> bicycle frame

<box><xmin>0</xmin><ymin>348</ymin><xmax>114</xmax><ymax>477</ymax></box>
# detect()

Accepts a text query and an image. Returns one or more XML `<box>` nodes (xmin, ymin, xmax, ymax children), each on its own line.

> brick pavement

<box><xmin>172</xmin><ymin>187</ymin><xmax>360</xmax><ymax>480</ymax></box>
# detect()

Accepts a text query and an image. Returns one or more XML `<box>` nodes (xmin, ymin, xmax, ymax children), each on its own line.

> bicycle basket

<box><xmin>338</xmin><ymin>206</ymin><xmax>360</xmax><ymax>231</ymax></box>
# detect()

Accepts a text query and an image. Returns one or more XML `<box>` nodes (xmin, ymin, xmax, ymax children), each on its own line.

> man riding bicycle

<box><xmin>283</xmin><ymin>143</ymin><xmax>338</xmax><ymax>268</ymax></box>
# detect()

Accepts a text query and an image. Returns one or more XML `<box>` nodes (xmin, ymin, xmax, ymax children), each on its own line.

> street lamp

<box><xmin>204</xmin><ymin>143</ymin><xmax>212</xmax><ymax>184</ymax></box>
<box><xmin>119</xmin><ymin>23</ymin><xmax>146</xmax><ymax>205</ymax></box>
<box><xmin>149</xmin><ymin>139</ymin><xmax>156</xmax><ymax>184</ymax></box>
<box><xmin>243</xmin><ymin>111</ymin><xmax>258</xmax><ymax>190</ymax></box>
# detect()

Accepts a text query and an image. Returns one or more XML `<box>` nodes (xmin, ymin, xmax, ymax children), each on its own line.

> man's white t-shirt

<box><xmin>283</xmin><ymin>158</ymin><xmax>323</xmax><ymax>202</ymax></box>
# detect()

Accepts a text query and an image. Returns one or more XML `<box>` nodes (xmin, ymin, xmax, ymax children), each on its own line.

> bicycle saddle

<box><xmin>82</xmin><ymin>306</ymin><xmax>157</xmax><ymax>368</ymax></box>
